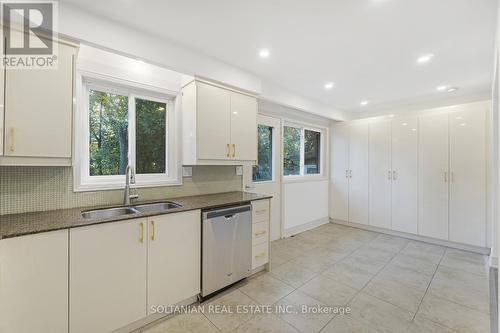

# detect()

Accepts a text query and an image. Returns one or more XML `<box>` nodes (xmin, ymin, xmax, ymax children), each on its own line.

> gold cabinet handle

<box><xmin>255</xmin><ymin>252</ymin><xmax>266</xmax><ymax>259</ymax></box>
<box><xmin>226</xmin><ymin>143</ymin><xmax>230</xmax><ymax>157</ymax></box>
<box><xmin>150</xmin><ymin>220</ymin><xmax>156</xmax><ymax>241</ymax></box>
<box><xmin>254</xmin><ymin>230</ymin><xmax>266</xmax><ymax>236</ymax></box>
<box><xmin>232</xmin><ymin>144</ymin><xmax>236</xmax><ymax>158</ymax></box>
<box><xmin>9</xmin><ymin>127</ymin><xmax>15</xmax><ymax>152</ymax></box>
<box><xmin>255</xmin><ymin>209</ymin><xmax>267</xmax><ymax>214</ymax></box>
<box><xmin>139</xmin><ymin>222</ymin><xmax>144</xmax><ymax>243</ymax></box>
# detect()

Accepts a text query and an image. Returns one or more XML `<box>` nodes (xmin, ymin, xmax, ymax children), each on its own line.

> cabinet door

<box><xmin>449</xmin><ymin>108</ymin><xmax>486</xmax><ymax>246</ymax></box>
<box><xmin>4</xmin><ymin>41</ymin><xmax>75</xmax><ymax>158</ymax></box>
<box><xmin>368</xmin><ymin>120</ymin><xmax>392</xmax><ymax>229</ymax></box>
<box><xmin>418</xmin><ymin>113</ymin><xmax>449</xmax><ymax>240</ymax></box>
<box><xmin>230</xmin><ymin>92</ymin><xmax>257</xmax><ymax>160</ymax></box>
<box><xmin>349</xmin><ymin>122</ymin><xmax>369</xmax><ymax>225</ymax></box>
<box><xmin>0</xmin><ymin>230</ymin><xmax>68</xmax><ymax>333</ymax></box>
<box><xmin>391</xmin><ymin>117</ymin><xmax>418</xmax><ymax>234</ymax></box>
<box><xmin>330</xmin><ymin>124</ymin><xmax>349</xmax><ymax>221</ymax></box>
<box><xmin>148</xmin><ymin>210</ymin><xmax>201</xmax><ymax>313</ymax></box>
<box><xmin>70</xmin><ymin>219</ymin><xmax>147</xmax><ymax>333</ymax></box>
<box><xmin>196</xmin><ymin>82</ymin><xmax>231</xmax><ymax>160</ymax></box>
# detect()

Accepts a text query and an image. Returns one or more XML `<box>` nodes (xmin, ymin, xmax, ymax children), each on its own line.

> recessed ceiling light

<box><xmin>259</xmin><ymin>48</ymin><xmax>270</xmax><ymax>58</ymax></box>
<box><xmin>388</xmin><ymin>114</ymin><xmax>395</xmax><ymax>118</ymax></box>
<box><xmin>456</xmin><ymin>116</ymin><xmax>463</xmax><ymax>120</ymax></box>
<box><xmin>411</xmin><ymin>128</ymin><xmax>417</xmax><ymax>131</ymax></box>
<box><xmin>402</xmin><ymin>122</ymin><xmax>408</xmax><ymax>126</ymax></box>
<box><xmin>447</xmin><ymin>87</ymin><xmax>458</xmax><ymax>92</ymax></box>
<box><xmin>436</xmin><ymin>85</ymin><xmax>448</xmax><ymax>91</ymax></box>
<box><xmin>417</xmin><ymin>53</ymin><xmax>434</xmax><ymax>64</ymax></box>
<box><xmin>324</xmin><ymin>82</ymin><xmax>334</xmax><ymax>90</ymax></box>
<box><xmin>460</xmin><ymin>123</ymin><xmax>466</xmax><ymax>127</ymax></box>
<box><xmin>360</xmin><ymin>100</ymin><xmax>369</xmax><ymax>106</ymax></box>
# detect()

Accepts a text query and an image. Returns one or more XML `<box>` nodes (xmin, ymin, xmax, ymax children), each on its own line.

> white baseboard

<box><xmin>284</xmin><ymin>217</ymin><xmax>330</xmax><ymax>237</ymax></box>
<box><xmin>331</xmin><ymin>219</ymin><xmax>491</xmax><ymax>255</ymax></box>
<box><xmin>112</xmin><ymin>295</ymin><xmax>199</xmax><ymax>333</ymax></box>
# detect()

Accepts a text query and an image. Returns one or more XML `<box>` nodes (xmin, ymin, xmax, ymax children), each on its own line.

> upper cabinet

<box><xmin>0</xmin><ymin>39</ymin><xmax>78</xmax><ymax>166</ymax></box>
<box><xmin>182</xmin><ymin>80</ymin><xmax>257</xmax><ymax>165</ymax></box>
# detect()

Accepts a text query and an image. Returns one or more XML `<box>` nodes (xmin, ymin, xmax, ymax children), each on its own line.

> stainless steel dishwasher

<box><xmin>201</xmin><ymin>204</ymin><xmax>252</xmax><ymax>298</ymax></box>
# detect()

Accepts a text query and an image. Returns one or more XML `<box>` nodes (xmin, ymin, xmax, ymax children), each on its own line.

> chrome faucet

<box><xmin>124</xmin><ymin>164</ymin><xmax>139</xmax><ymax>205</ymax></box>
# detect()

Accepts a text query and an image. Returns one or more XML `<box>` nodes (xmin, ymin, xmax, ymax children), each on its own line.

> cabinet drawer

<box><xmin>252</xmin><ymin>200</ymin><xmax>270</xmax><ymax>224</ymax></box>
<box><xmin>252</xmin><ymin>221</ymin><xmax>269</xmax><ymax>246</ymax></box>
<box><xmin>252</xmin><ymin>242</ymin><xmax>269</xmax><ymax>269</ymax></box>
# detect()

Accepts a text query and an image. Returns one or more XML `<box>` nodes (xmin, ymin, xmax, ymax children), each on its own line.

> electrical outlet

<box><xmin>235</xmin><ymin>166</ymin><xmax>243</xmax><ymax>176</ymax></box>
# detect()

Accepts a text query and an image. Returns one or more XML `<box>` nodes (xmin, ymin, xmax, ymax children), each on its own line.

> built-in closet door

<box><xmin>368</xmin><ymin>120</ymin><xmax>392</xmax><ymax>229</ymax></box>
<box><xmin>449</xmin><ymin>107</ymin><xmax>486</xmax><ymax>246</ymax></box>
<box><xmin>330</xmin><ymin>124</ymin><xmax>350</xmax><ymax>221</ymax></box>
<box><xmin>348</xmin><ymin>122</ymin><xmax>369</xmax><ymax>225</ymax></box>
<box><xmin>418</xmin><ymin>112</ymin><xmax>449</xmax><ymax>240</ymax></box>
<box><xmin>391</xmin><ymin>117</ymin><xmax>418</xmax><ymax>234</ymax></box>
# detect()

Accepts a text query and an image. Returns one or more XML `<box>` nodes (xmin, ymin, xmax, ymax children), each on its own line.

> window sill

<box><xmin>73</xmin><ymin>178</ymin><xmax>183</xmax><ymax>192</ymax></box>
<box><xmin>282</xmin><ymin>175</ymin><xmax>328</xmax><ymax>184</ymax></box>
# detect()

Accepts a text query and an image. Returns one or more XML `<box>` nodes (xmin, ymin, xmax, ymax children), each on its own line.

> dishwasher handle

<box><xmin>204</xmin><ymin>205</ymin><xmax>251</xmax><ymax>220</ymax></box>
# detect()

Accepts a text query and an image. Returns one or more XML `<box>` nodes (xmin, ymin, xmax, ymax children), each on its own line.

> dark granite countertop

<box><xmin>0</xmin><ymin>191</ymin><xmax>271</xmax><ymax>240</ymax></box>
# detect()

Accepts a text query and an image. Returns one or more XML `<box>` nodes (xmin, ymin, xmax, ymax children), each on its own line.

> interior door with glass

<box><xmin>243</xmin><ymin>114</ymin><xmax>282</xmax><ymax>240</ymax></box>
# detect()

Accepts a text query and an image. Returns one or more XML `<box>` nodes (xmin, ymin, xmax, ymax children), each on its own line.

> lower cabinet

<box><xmin>70</xmin><ymin>210</ymin><xmax>201</xmax><ymax>333</ymax></box>
<box><xmin>251</xmin><ymin>199</ymin><xmax>270</xmax><ymax>269</ymax></box>
<box><xmin>147</xmin><ymin>210</ymin><xmax>201</xmax><ymax>314</ymax></box>
<box><xmin>0</xmin><ymin>230</ymin><xmax>69</xmax><ymax>333</ymax></box>
<box><xmin>69</xmin><ymin>218</ymin><xmax>148</xmax><ymax>333</ymax></box>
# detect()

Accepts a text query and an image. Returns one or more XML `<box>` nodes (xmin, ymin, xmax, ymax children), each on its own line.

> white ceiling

<box><xmin>62</xmin><ymin>0</ymin><xmax>498</xmax><ymax>114</ymax></box>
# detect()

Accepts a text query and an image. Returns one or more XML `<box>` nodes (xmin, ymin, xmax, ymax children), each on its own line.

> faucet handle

<box><xmin>130</xmin><ymin>194</ymin><xmax>139</xmax><ymax>200</ymax></box>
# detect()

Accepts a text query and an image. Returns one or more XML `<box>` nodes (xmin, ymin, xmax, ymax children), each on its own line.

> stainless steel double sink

<box><xmin>81</xmin><ymin>201</ymin><xmax>183</xmax><ymax>220</ymax></box>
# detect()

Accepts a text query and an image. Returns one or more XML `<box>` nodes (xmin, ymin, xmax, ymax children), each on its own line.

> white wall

<box><xmin>283</xmin><ymin>180</ymin><xmax>330</xmax><ymax>236</ymax></box>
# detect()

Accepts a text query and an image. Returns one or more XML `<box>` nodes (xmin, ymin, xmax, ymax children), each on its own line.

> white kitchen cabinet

<box><xmin>449</xmin><ymin>107</ymin><xmax>486</xmax><ymax>246</ymax></box>
<box><xmin>0</xmin><ymin>230</ymin><xmax>68</xmax><ymax>333</ymax></box>
<box><xmin>348</xmin><ymin>121</ymin><xmax>369</xmax><ymax>225</ymax></box>
<box><xmin>330</xmin><ymin>123</ymin><xmax>350</xmax><ymax>221</ymax></box>
<box><xmin>70</xmin><ymin>219</ymin><xmax>147</xmax><ymax>333</ymax></box>
<box><xmin>368</xmin><ymin>120</ymin><xmax>392</xmax><ymax>229</ymax></box>
<box><xmin>2</xmin><ymin>40</ymin><xmax>77</xmax><ymax>165</ymax></box>
<box><xmin>147</xmin><ymin>210</ymin><xmax>201</xmax><ymax>313</ymax></box>
<box><xmin>182</xmin><ymin>80</ymin><xmax>257</xmax><ymax>165</ymax></box>
<box><xmin>391</xmin><ymin>117</ymin><xmax>418</xmax><ymax>234</ymax></box>
<box><xmin>230</xmin><ymin>91</ymin><xmax>258</xmax><ymax>160</ymax></box>
<box><xmin>196</xmin><ymin>81</ymin><xmax>231</xmax><ymax>160</ymax></box>
<box><xmin>418</xmin><ymin>112</ymin><xmax>450</xmax><ymax>240</ymax></box>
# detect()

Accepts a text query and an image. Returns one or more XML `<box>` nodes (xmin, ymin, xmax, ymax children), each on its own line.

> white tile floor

<box><xmin>139</xmin><ymin>223</ymin><xmax>491</xmax><ymax>333</ymax></box>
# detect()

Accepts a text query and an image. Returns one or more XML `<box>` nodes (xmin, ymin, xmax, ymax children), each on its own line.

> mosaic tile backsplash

<box><xmin>0</xmin><ymin>166</ymin><xmax>242</xmax><ymax>215</ymax></box>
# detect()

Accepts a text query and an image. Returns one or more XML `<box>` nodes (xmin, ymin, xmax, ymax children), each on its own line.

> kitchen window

<box><xmin>283</xmin><ymin>124</ymin><xmax>324</xmax><ymax>178</ymax></box>
<box><xmin>74</xmin><ymin>75</ymin><xmax>181</xmax><ymax>191</ymax></box>
<box><xmin>253</xmin><ymin>125</ymin><xmax>274</xmax><ymax>182</ymax></box>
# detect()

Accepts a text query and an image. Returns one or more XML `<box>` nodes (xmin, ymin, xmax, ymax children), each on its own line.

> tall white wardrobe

<box><xmin>330</xmin><ymin>101</ymin><xmax>488</xmax><ymax>248</ymax></box>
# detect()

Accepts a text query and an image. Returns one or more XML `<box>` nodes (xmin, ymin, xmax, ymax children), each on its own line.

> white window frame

<box><xmin>253</xmin><ymin>124</ymin><xmax>277</xmax><ymax>183</ymax></box>
<box><xmin>282</xmin><ymin>121</ymin><xmax>326</xmax><ymax>181</ymax></box>
<box><xmin>73</xmin><ymin>71</ymin><xmax>182</xmax><ymax>191</ymax></box>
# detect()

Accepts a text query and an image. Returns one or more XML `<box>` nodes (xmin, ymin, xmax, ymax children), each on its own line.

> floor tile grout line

<box><xmin>409</xmin><ymin>246</ymin><xmax>447</xmax><ymax>322</ymax></box>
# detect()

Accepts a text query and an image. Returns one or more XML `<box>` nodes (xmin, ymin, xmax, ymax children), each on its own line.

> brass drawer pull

<box><xmin>226</xmin><ymin>143</ymin><xmax>230</xmax><ymax>157</ymax></box>
<box><xmin>232</xmin><ymin>144</ymin><xmax>236</xmax><ymax>158</ymax></box>
<box><xmin>150</xmin><ymin>220</ymin><xmax>156</xmax><ymax>241</ymax></box>
<box><xmin>139</xmin><ymin>222</ymin><xmax>144</xmax><ymax>243</ymax></box>
<box><xmin>255</xmin><ymin>209</ymin><xmax>267</xmax><ymax>214</ymax></box>
<box><xmin>255</xmin><ymin>252</ymin><xmax>266</xmax><ymax>259</ymax></box>
<box><xmin>254</xmin><ymin>230</ymin><xmax>266</xmax><ymax>236</ymax></box>
<box><xmin>9</xmin><ymin>127</ymin><xmax>16</xmax><ymax>152</ymax></box>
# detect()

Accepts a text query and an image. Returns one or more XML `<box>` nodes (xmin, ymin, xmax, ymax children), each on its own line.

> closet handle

<box><xmin>349</xmin><ymin>170</ymin><xmax>352</xmax><ymax>178</ymax></box>
<box><xmin>392</xmin><ymin>171</ymin><xmax>397</xmax><ymax>180</ymax></box>
<box><xmin>345</xmin><ymin>170</ymin><xmax>349</xmax><ymax>178</ymax></box>
<box><xmin>450</xmin><ymin>172</ymin><xmax>454</xmax><ymax>183</ymax></box>
<box><xmin>226</xmin><ymin>144</ymin><xmax>230</xmax><ymax>157</ymax></box>
<box><xmin>232</xmin><ymin>144</ymin><xmax>236</xmax><ymax>158</ymax></box>
<box><xmin>388</xmin><ymin>170</ymin><xmax>392</xmax><ymax>180</ymax></box>
<box><xmin>9</xmin><ymin>127</ymin><xmax>15</xmax><ymax>152</ymax></box>
<box><xmin>444</xmin><ymin>171</ymin><xmax>448</xmax><ymax>183</ymax></box>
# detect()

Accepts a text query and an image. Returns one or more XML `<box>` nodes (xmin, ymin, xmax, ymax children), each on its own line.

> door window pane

<box><xmin>136</xmin><ymin>98</ymin><xmax>167</xmax><ymax>174</ymax></box>
<box><xmin>89</xmin><ymin>89</ymin><xmax>129</xmax><ymax>176</ymax></box>
<box><xmin>283</xmin><ymin>126</ymin><xmax>301</xmax><ymax>176</ymax></box>
<box><xmin>304</xmin><ymin>130</ymin><xmax>321</xmax><ymax>174</ymax></box>
<box><xmin>253</xmin><ymin>125</ymin><xmax>273</xmax><ymax>182</ymax></box>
